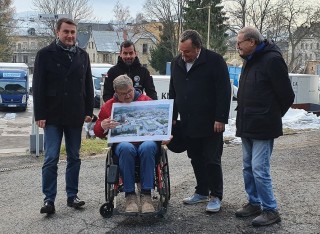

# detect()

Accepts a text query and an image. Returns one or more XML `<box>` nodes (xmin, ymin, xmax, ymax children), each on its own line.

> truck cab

<box><xmin>0</xmin><ymin>69</ymin><xmax>29</xmax><ymax>111</ymax></box>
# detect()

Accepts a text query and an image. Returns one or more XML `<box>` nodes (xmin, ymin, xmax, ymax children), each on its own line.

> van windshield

<box><xmin>0</xmin><ymin>81</ymin><xmax>27</xmax><ymax>94</ymax></box>
<box><xmin>91</xmin><ymin>67</ymin><xmax>110</xmax><ymax>78</ymax></box>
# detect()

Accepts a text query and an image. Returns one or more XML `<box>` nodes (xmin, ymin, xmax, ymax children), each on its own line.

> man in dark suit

<box><xmin>169</xmin><ymin>30</ymin><xmax>231</xmax><ymax>213</ymax></box>
<box><xmin>33</xmin><ymin>18</ymin><xmax>94</xmax><ymax>214</ymax></box>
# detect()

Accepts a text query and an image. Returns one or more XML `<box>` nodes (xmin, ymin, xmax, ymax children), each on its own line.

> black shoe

<box><xmin>252</xmin><ymin>210</ymin><xmax>281</xmax><ymax>226</ymax></box>
<box><xmin>235</xmin><ymin>203</ymin><xmax>262</xmax><ymax>217</ymax></box>
<box><xmin>67</xmin><ymin>196</ymin><xmax>85</xmax><ymax>208</ymax></box>
<box><xmin>40</xmin><ymin>201</ymin><xmax>55</xmax><ymax>214</ymax></box>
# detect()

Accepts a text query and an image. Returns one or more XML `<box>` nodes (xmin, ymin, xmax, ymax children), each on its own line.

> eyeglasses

<box><xmin>117</xmin><ymin>88</ymin><xmax>133</xmax><ymax>97</ymax></box>
<box><xmin>237</xmin><ymin>38</ymin><xmax>251</xmax><ymax>47</ymax></box>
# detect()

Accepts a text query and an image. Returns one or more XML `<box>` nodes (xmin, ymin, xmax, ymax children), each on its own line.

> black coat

<box><xmin>102</xmin><ymin>57</ymin><xmax>157</xmax><ymax>102</ymax></box>
<box><xmin>169</xmin><ymin>48</ymin><xmax>231</xmax><ymax>137</ymax></box>
<box><xmin>236</xmin><ymin>40</ymin><xmax>295</xmax><ymax>139</ymax></box>
<box><xmin>33</xmin><ymin>41</ymin><xmax>94</xmax><ymax>127</ymax></box>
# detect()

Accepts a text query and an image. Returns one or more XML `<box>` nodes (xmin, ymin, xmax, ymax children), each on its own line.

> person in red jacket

<box><xmin>94</xmin><ymin>74</ymin><xmax>157</xmax><ymax>214</ymax></box>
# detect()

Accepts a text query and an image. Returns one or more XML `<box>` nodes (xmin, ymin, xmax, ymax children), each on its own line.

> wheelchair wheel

<box><xmin>100</xmin><ymin>202</ymin><xmax>114</xmax><ymax>218</ymax></box>
<box><xmin>158</xmin><ymin>147</ymin><xmax>170</xmax><ymax>209</ymax></box>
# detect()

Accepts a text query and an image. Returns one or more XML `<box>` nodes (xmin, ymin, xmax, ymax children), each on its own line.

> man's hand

<box><xmin>214</xmin><ymin>121</ymin><xmax>225</xmax><ymax>133</ymax></box>
<box><xmin>101</xmin><ymin>117</ymin><xmax>119</xmax><ymax>130</ymax></box>
<box><xmin>162</xmin><ymin>135</ymin><xmax>173</xmax><ymax>145</ymax></box>
<box><xmin>84</xmin><ymin>116</ymin><xmax>92</xmax><ymax>123</ymax></box>
<box><xmin>36</xmin><ymin>120</ymin><xmax>46</xmax><ymax>128</ymax></box>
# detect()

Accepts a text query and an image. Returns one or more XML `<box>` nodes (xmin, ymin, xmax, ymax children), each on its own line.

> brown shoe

<box><xmin>252</xmin><ymin>210</ymin><xmax>281</xmax><ymax>226</ymax></box>
<box><xmin>141</xmin><ymin>194</ymin><xmax>155</xmax><ymax>214</ymax></box>
<box><xmin>125</xmin><ymin>194</ymin><xmax>139</xmax><ymax>213</ymax></box>
<box><xmin>235</xmin><ymin>203</ymin><xmax>262</xmax><ymax>217</ymax></box>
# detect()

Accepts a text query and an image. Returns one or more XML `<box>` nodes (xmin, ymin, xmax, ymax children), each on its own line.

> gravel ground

<box><xmin>0</xmin><ymin>130</ymin><xmax>319</xmax><ymax>233</ymax></box>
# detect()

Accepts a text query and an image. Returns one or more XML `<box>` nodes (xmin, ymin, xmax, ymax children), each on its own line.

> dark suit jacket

<box><xmin>169</xmin><ymin>47</ymin><xmax>231</xmax><ymax>137</ymax></box>
<box><xmin>33</xmin><ymin>41</ymin><xmax>94</xmax><ymax>127</ymax></box>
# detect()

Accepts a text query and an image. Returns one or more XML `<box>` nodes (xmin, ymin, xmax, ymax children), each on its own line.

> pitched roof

<box><xmin>92</xmin><ymin>31</ymin><xmax>134</xmax><ymax>53</ymax></box>
<box><xmin>77</xmin><ymin>31</ymin><xmax>90</xmax><ymax>49</ymax></box>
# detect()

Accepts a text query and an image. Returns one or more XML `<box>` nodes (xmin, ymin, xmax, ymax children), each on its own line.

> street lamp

<box><xmin>196</xmin><ymin>4</ymin><xmax>211</xmax><ymax>49</ymax></box>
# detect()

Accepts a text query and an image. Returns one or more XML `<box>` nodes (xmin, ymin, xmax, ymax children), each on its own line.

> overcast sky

<box><xmin>13</xmin><ymin>0</ymin><xmax>146</xmax><ymax>22</ymax></box>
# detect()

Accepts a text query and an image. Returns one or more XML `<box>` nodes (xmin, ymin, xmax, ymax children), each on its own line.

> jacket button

<box><xmin>64</xmin><ymin>92</ymin><xmax>68</xmax><ymax>95</ymax></box>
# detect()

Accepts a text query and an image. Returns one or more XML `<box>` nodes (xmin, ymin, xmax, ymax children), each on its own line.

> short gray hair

<box><xmin>180</xmin><ymin>29</ymin><xmax>202</xmax><ymax>48</ymax></box>
<box><xmin>238</xmin><ymin>26</ymin><xmax>264</xmax><ymax>44</ymax></box>
<box><xmin>113</xmin><ymin>74</ymin><xmax>133</xmax><ymax>90</ymax></box>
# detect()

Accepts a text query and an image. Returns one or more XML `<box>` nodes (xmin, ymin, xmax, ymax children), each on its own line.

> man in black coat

<box><xmin>33</xmin><ymin>18</ymin><xmax>94</xmax><ymax>215</ymax></box>
<box><xmin>235</xmin><ymin>26</ymin><xmax>294</xmax><ymax>226</ymax></box>
<box><xmin>102</xmin><ymin>40</ymin><xmax>157</xmax><ymax>102</ymax></box>
<box><xmin>169</xmin><ymin>30</ymin><xmax>231</xmax><ymax>213</ymax></box>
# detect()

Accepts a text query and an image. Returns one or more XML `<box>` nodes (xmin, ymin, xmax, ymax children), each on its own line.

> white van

<box><xmin>91</xmin><ymin>63</ymin><xmax>114</xmax><ymax>108</ymax></box>
<box><xmin>152</xmin><ymin>75</ymin><xmax>170</xmax><ymax>99</ymax></box>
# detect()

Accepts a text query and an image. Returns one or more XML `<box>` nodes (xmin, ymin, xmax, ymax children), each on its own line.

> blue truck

<box><xmin>0</xmin><ymin>63</ymin><xmax>29</xmax><ymax>111</ymax></box>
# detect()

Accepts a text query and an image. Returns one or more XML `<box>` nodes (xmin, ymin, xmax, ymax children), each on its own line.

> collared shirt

<box><xmin>185</xmin><ymin>49</ymin><xmax>201</xmax><ymax>72</ymax></box>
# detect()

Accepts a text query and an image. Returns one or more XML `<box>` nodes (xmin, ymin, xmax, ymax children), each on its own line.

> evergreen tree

<box><xmin>150</xmin><ymin>23</ymin><xmax>174</xmax><ymax>74</ymax></box>
<box><xmin>0</xmin><ymin>0</ymin><xmax>14</xmax><ymax>62</ymax></box>
<box><xmin>183</xmin><ymin>0</ymin><xmax>228</xmax><ymax>55</ymax></box>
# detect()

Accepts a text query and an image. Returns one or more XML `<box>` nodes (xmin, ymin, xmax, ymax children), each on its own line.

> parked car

<box><xmin>91</xmin><ymin>63</ymin><xmax>113</xmax><ymax>108</ymax></box>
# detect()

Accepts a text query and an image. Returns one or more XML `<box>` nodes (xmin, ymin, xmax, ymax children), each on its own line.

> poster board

<box><xmin>107</xmin><ymin>99</ymin><xmax>174</xmax><ymax>143</ymax></box>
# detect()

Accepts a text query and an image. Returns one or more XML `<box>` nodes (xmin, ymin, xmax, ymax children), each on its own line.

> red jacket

<box><xmin>94</xmin><ymin>92</ymin><xmax>152</xmax><ymax>138</ymax></box>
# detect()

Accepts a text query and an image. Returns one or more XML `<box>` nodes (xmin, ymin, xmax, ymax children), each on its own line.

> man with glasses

<box><xmin>102</xmin><ymin>40</ymin><xmax>157</xmax><ymax>102</ymax></box>
<box><xmin>235</xmin><ymin>26</ymin><xmax>294</xmax><ymax>226</ymax></box>
<box><xmin>94</xmin><ymin>75</ymin><xmax>157</xmax><ymax>214</ymax></box>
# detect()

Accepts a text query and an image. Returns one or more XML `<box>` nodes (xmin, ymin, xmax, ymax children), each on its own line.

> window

<box><xmin>142</xmin><ymin>44</ymin><xmax>148</xmax><ymax>54</ymax></box>
<box><xmin>30</xmin><ymin>42</ymin><xmax>36</xmax><ymax>50</ymax></box>
<box><xmin>12</xmin><ymin>55</ymin><xmax>17</xmax><ymax>63</ymax></box>
<box><xmin>317</xmin><ymin>43</ymin><xmax>319</xmax><ymax>50</ymax></box>
<box><xmin>23</xmin><ymin>55</ymin><xmax>28</xmax><ymax>63</ymax></box>
<box><xmin>143</xmin><ymin>64</ymin><xmax>147</xmax><ymax>68</ymax></box>
<box><xmin>18</xmin><ymin>43</ymin><xmax>21</xmax><ymax>50</ymax></box>
<box><xmin>310</xmin><ymin>43</ymin><xmax>313</xmax><ymax>50</ymax></box>
<box><xmin>158</xmin><ymin>25</ymin><xmax>163</xmax><ymax>31</ymax></box>
<box><xmin>22</xmin><ymin>42</ymin><xmax>27</xmax><ymax>50</ymax></box>
<box><xmin>93</xmin><ymin>53</ymin><xmax>95</xmax><ymax>62</ymax></box>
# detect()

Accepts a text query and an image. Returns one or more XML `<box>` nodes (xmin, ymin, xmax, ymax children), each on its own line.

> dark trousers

<box><xmin>186</xmin><ymin>134</ymin><xmax>224</xmax><ymax>200</ymax></box>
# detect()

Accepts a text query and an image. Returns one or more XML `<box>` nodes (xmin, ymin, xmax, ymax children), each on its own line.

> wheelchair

<box><xmin>99</xmin><ymin>144</ymin><xmax>171</xmax><ymax>218</ymax></box>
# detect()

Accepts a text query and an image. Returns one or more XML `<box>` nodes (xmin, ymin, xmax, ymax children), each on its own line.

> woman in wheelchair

<box><xmin>94</xmin><ymin>74</ymin><xmax>158</xmax><ymax>214</ymax></box>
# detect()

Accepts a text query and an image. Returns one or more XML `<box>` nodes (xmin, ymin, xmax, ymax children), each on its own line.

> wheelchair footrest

<box><xmin>107</xmin><ymin>165</ymin><xmax>119</xmax><ymax>184</ymax></box>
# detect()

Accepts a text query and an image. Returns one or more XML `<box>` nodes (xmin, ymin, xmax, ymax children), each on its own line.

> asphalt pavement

<box><xmin>1</xmin><ymin>123</ymin><xmax>320</xmax><ymax>233</ymax></box>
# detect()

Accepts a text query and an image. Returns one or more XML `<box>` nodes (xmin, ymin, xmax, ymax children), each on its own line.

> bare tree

<box><xmin>32</xmin><ymin>0</ymin><xmax>94</xmax><ymax>35</ymax></box>
<box><xmin>223</xmin><ymin>0</ymin><xmax>285</xmax><ymax>35</ymax></box>
<box><xmin>281</xmin><ymin>0</ymin><xmax>320</xmax><ymax>72</ymax></box>
<box><xmin>112</xmin><ymin>1</ymin><xmax>134</xmax><ymax>30</ymax></box>
<box><xmin>223</xmin><ymin>0</ymin><xmax>320</xmax><ymax>72</ymax></box>
<box><xmin>143</xmin><ymin>0</ymin><xmax>187</xmax><ymax>56</ymax></box>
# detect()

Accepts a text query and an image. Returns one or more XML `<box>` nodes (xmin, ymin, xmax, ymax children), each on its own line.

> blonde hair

<box><xmin>113</xmin><ymin>74</ymin><xmax>133</xmax><ymax>90</ymax></box>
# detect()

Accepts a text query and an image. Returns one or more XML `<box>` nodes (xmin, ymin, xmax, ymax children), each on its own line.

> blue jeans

<box><xmin>241</xmin><ymin>137</ymin><xmax>277</xmax><ymax>210</ymax></box>
<box><xmin>114</xmin><ymin>141</ymin><xmax>157</xmax><ymax>193</ymax></box>
<box><xmin>42</xmin><ymin>125</ymin><xmax>82</xmax><ymax>203</ymax></box>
